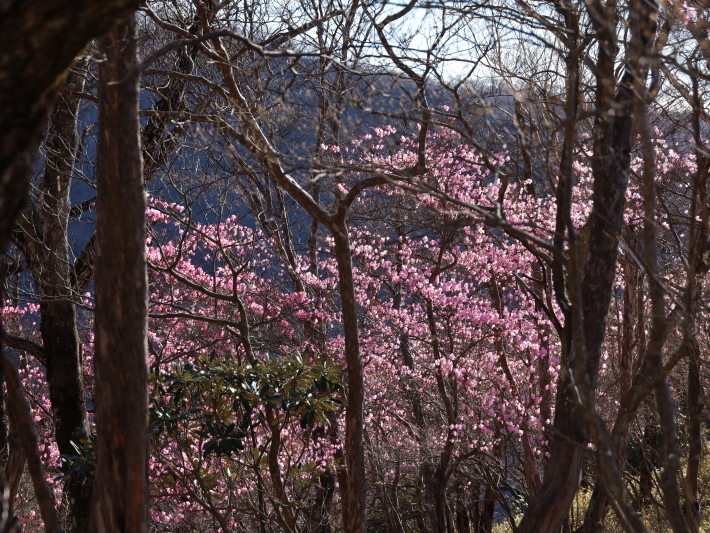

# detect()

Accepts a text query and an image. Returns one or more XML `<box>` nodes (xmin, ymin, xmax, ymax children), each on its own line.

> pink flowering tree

<box><xmin>3</xmin><ymin>119</ymin><xmax>709</xmax><ymax>533</ymax></box>
<box><xmin>136</xmin><ymin>125</ymin><xmax>568</xmax><ymax>531</ymax></box>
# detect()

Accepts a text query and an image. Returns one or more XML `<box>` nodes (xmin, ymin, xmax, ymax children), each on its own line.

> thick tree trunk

<box><xmin>91</xmin><ymin>14</ymin><xmax>149</xmax><ymax>533</ymax></box>
<box><xmin>683</xmin><ymin>83</ymin><xmax>708</xmax><ymax>533</ymax></box>
<box><xmin>684</xmin><ymin>233</ymin><xmax>705</xmax><ymax>523</ymax></box>
<box><xmin>38</xmin><ymin>69</ymin><xmax>92</xmax><ymax>533</ymax></box>
<box><xmin>40</xmin><ymin>296</ymin><xmax>92</xmax><ymax>532</ymax></box>
<box><xmin>577</xmin><ymin>226</ymin><xmax>639</xmax><ymax>533</ymax></box>
<box><xmin>309</xmin><ymin>468</ymin><xmax>336</xmax><ymax>533</ymax></box>
<box><xmin>0</xmin><ymin>312</ymin><xmax>13</xmax><ymax>523</ymax></box>
<box><xmin>518</xmin><ymin>372</ymin><xmax>587</xmax><ymax>532</ymax></box>
<box><xmin>0</xmin><ymin>0</ymin><xmax>140</xmax><ymax>254</ymax></box>
<box><xmin>422</xmin><ymin>462</ymin><xmax>446</xmax><ymax>533</ymax></box>
<box><xmin>518</xmin><ymin>0</ymin><xmax>656</xmax><ymax>527</ymax></box>
<box><xmin>455</xmin><ymin>486</ymin><xmax>471</xmax><ymax>533</ymax></box>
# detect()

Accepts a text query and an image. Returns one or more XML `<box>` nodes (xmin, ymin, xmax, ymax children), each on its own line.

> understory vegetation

<box><xmin>1</xmin><ymin>1</ymin><xmax>710</xmax><ymax>532</ymax></box>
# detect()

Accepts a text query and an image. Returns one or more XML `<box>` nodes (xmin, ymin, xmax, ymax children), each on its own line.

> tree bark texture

<box><xmin>577</xmin><ymin>226</ymin><xmax>640</xmax><ymax>533</ymax></box>
<box><xmin>91</xmin><ymin>14</ymin><xmax>149</xmax><ymax>533</ymax></box>
<box><xmin>518</xmin><ymin>0</ymin><xmax>653</xmax><ymax>528</ymax></box>
<box><xmin>2</xmin><ymin>354</ymin><xmax>61</xmax><ymax>533</ymax></box>
<box><xmin>0</xmin><ymin>0</ymin><xmax>140</xmax><ymax>254</ymax></box>
<box><xmin>682</xmin><ymin>83</ymin><xmax>709</xmax><ymax>533</ymax></box>
<box><xmin>331</xmin><ymin>223</ymin><xmax>367</xmax><ymax>533</ymax></box>
<box><xmin>38</xmin><ymin>69</ymin><xmax>92</xmax><ymax>533</ymax></box>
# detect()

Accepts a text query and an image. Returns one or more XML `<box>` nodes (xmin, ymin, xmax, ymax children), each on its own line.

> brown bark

<box><xmin>68</xmin><ymin>12</ymin><xmax>203</xmax><ymax>299</ymax></box>
<box><xmin>455</xmin><ymin>486</ymin><xmax>471</xmax><ymax>533</ymax></box>
<box><xmin>639</xmin><ymin>422</ymin><xmax>658</xmax><ymax>506</ymax></box>
<box><xmin>519</xmin><ymin>0</ymin><xmax>656</xmax><ymax>529</ymax></box>
<box><xmin>265</xmin><ymin>408</ymin><xmax>297</xmax><ymax>532</ymax></box>
<box><xmin>91</xmin><ymin>14</ymin><xmax>149</xmax><ymax>533</ymax></box>
<box><xmin>0</xmin><ymin>0</ymin><xmax>140</xmax><ymax>254</ymax></box>
<box><xmin>0</xmin><ymin>308</ymin><xmax>18</xmax><ymax>524</ymax></box>
<box><xmin>577</xmin><ymin>226</ymin><xmax>639</xmax><ymax>533</ymax></box>
<box><xmin>682</xmin><ymin>72</ymin><xmax>709</xmax><ymax>533</ymax></box>
<box><xmin>636</xmin><ymin>16</ymin><xmax>687</xmax><ymax>529</ymax></box>
<box><xmin>331</xmin><ymin>222</ymin><xmax>367</xmax><ymax>533</ymax></box>
<box><xmin>38</xmin><ymin>69</ymin><xmax>92</xmax><ymax>533</ymax></box>
<box><xmin>479</xmin><ymin>485</ymin><xmax>495</xmax><ymax>533</ymax></box>
<box><xmin>516</xmin><ymin>1</ymin><xmax>585</xmax><ymax>527</ymax></box>
<box><xmin>308</xmin><ymin>467</ymin><xmax>336</xmax><ymax>533</ymax></box>
<box><xmin>518</xmin><ymin>371</ymin><xmax>587</xmax><ymax>533</ymax></box>
<box><xmin>1</xmin><ymin>354</ymin><xmax>61</xmax><ymax>533</ymax></box>
<box><xmin>683</xmin><ymin>349</ymin><xmax>701</xmax><ymax>533</ymax></box>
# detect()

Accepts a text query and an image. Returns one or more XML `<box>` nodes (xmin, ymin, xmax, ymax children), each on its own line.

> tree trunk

<box><xmin>455</xmin><ymin>486</ymin><xmax>471</xmax><ymax>533</ymax></box>
<box><xmin>331</xmin><ymin>222</ymin><xmax>366</xmax><ymax>533</ymax></box>
<box><xmin>479</xmin><ymin>484</ymin><xmax>495</xmax><ymax>533</ymax></box>
<box><xmin>639</xmin><ymin>422</ymin><xmax>659</xmax><ymax>507</ymax></box>
<box><xmin>39</xmin><ymin>68</ymin><xmax>92</xmax><ymax>533</ymax></box>
<box><xmin>518</xmin><ymin>372</ymin><xmax>588</xmax><ymax>532</ymax></box>
<box><xmin>577</xmin><ymin>225</ymin><xmax>639</xmax><ymax>533</ymax></box>
<box><xmin>683</xmin><ymin>77</ymin><xmax>708</xmax><ymax>533</ymax></box>
<box><xmin>4</xmin><ymin>379</ymin><xmax>24</xmax><ymax>516</ymax></box>
<box><xmin>0</xmin><ymin>0</ymin><xmax>140</xmax><ymax>254</ymax></box>
<box><xmin>518</xmin><ymin>0</ymin><xmax>655</xmax><ymax>527</ymax></box>
<box><xmin>309</xmin><ymin>468</ymin><xmax>336</xmax><ymax>533</ymax></box>
<box><xmin>91</xmin><ymin>14</ymin><xmax>149</xmax><ymax>533</ymax></box>
<box><xmin>2</xmin><ymin>353</ymin><xmax>62</xmax><ymax>533</ymax></box>
<box><xmin>683</xmin><ymin>351</ymin><xmax>701</xmax><ymax>533</ymax></box>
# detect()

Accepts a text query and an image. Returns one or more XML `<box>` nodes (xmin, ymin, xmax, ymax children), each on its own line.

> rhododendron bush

<box><xmin>136</xmin><ymin>128</ymin><xmax>563</xmax><ymax>531</ymax></box>
<box><xmin>0</xmin><ymin>127</ymin><xmax>559</xmax><ymax>530</ymax></box>
<box><xmin>6</xmin><ymin>0</ymin><xmax>710</xmax><ymax>530</ymax></box>
<box><xmin>5</xmin><ymin>118</ymin><xmax>707</xmax><ymax>533</ymax></box>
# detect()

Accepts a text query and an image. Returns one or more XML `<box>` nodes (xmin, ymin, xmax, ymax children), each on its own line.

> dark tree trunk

<box><xmin>470</xmin><ymin>483</ymin><xmax>481</xmax><ymax>533</ymax></box>
<box><xmin>479</xmin><ymin>485</ymin><xmax>495</xmax><ymax>533</ymax></box>
<box><xmin>38</xmin><ymin>69</ymin><xmax>92</xmax><ymax>533</ymax></box>
<box><xmin>5</xmin><ymin>393</ymin><xmax>25</xmax><ymax>514</ymax></box>
<box><xmin>683</xmin><ymin>76</ymin><xmax>708</xmax><ymax>533</ymax></box>
<box><xmin>91</xmin><ymin>14</ymin><xmax>149</xmax><ymax>533</ymax></box>
<box><xmin>66</xmin><ymin>14</ymin><xmax>201</xmax><ymax>301</ymax></box>
<box><xmin>310</xmin><ymin>468</ymin><xmax>336</xmax><ymax>533</ymax></box>
<box><xmin>517</xmin><ymin>0</ymin><xmax>656</xmax><ymax>527</ymax></box>
<box><xmin>0</xmin><ymin>0</ymin><xmax>140</xmax><ymax>254</ymax></box>
<box><xmin>422</xmin><ymin>462</ymin><xmax>446</xmax><ymax>533</ymax></box>
<box><xmin>0</xmin><ymin>273</ymin><xmax>14</xmax><ymax>524</ymax></box>
<box><xmin>577</xmin><ymin>226</ymin><xmax>640</xmax><ymax>533</ymax></box>
<box><xmin>639</xmin><ymin>422</ymin><xmax>659</xmax><ymax>507</ymax></box>
<box><xmin>2</xmin><ymin>354</ymin><xmax>62</xmax><ymax>533</ymax></box>
<box><xmin>518</xmin><ymin>371</ymin><xmax>587</xmax><ymax>532</ymax></box>
<box><xmin>684</xmin><ymin>351</ymin><xmax>701</xmax><ymax>533</ymax></box>
<box><xmin>455</xmin><ymin>486</ymin><xmax>471</xmax><ymax>533</ymax></box>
